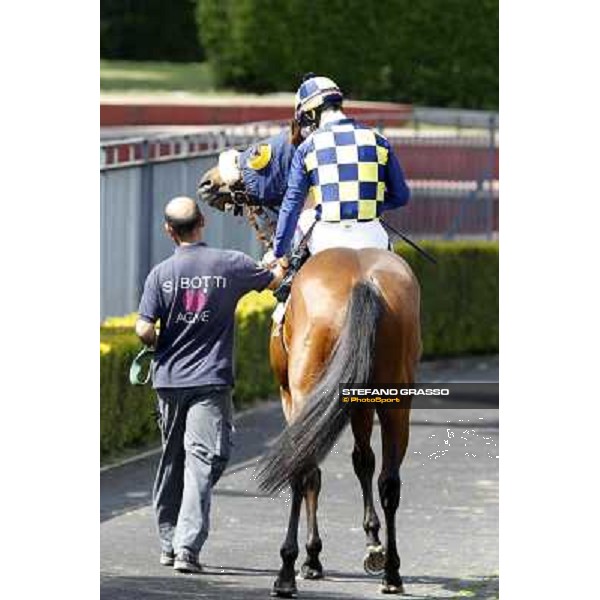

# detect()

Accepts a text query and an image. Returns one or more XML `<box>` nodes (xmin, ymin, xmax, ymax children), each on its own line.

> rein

<box><xmin>232</xmin><ymin>200</ymin><xmax>289</xmax><ymax>356</ymax></box>
<box><xmin>211</xmin><ymin>187</ymin><xmax>279</xmax><ymax>250</ymax></box>
<box><xmin>225</xmin><ymin>182</ymin><xmax>253</xmax><ymax>216</ymax></box>
<box><xmin>246</xmin><ymin>205</ymin><xmax>279</xmax><ymax>249</ymax></box>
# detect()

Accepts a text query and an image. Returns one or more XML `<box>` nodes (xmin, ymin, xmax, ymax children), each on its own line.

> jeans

<box><xmin>153</xmin><ymin>385</ymin><xmax>234</xmax><ymax>556</ymax></box>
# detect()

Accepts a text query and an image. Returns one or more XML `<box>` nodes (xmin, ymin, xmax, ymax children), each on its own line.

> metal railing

<box><xmin>101</xmin><ymin>142</ymin><xmax>263</xmax><ymax>320</ymax></box>
<box><xmin>412</xmin><ymin>106</ymin><xmax>499</xmax><ymax>130</ymax></box>
<box><xmin>100</xmin><ymin>113</ymin><xmax>498</xmax><ymax>318</ymax></box>
<box><xmin>388</xmin><ymin>112</ymin><xmax>498</xmax><ymax>240</ymax></box>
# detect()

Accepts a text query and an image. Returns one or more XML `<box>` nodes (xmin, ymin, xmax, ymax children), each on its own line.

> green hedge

<box><xmin>198</xmin><ymin>0</ymin><xmax>498</xmax><ymax>109</ymax></box>
<box><xmin>396</xmin><ymin>240</ymin><xmax>498</xmax><ymax>356</ymax></box>
<box><xmin>100</xmin><ymin>292</ymin><xmax>278</xmax><ymax>457</ymax></box>
<box><xmin>100</xmin><ymin>240</ymin><xmax>498</xmax><ymax>456</ymax></box>
<box><xmin>100</xmin><ymin>332</ymin><xmax>160</xmax><ymax>456</ymax></box>
<box><xmin>101</xmin><ymin>0</ymin><xmax>204</xmax><ymax>62</ymax></box>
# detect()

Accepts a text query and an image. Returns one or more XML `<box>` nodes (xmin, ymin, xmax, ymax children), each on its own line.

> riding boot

<box><xmin>273</xmin><ymin>246</ymin><xmax>311</xmax><ymax>303</ymax></box>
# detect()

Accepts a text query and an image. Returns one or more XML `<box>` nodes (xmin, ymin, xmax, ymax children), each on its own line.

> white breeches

<box><xmin>294</xmin><ymin>208</ymin><xmax>389</xmax><ymax>254</ymax></box>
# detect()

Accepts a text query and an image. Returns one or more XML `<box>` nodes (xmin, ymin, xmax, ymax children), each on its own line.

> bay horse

<box><xmin>258</xmin><ymin>249</ymin><xmax>421</xmax><ymax>596</ymax></box>
<box><xmin>198</xmin><ymin>131</ymin><xmax>421</xmax><ymax>596</ymax></box>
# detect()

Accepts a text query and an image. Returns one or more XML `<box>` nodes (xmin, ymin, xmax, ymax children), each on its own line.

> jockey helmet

<box><xmin>294</xmin><ymin>74</ymin><xmax>343</xmax><ymax>126</ymax></box>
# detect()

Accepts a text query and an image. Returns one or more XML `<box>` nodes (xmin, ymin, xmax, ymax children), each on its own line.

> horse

<box><xmin>198</xmin><ymin>129</ymin><xmax>422</xmax><ymax>596</ymax></box>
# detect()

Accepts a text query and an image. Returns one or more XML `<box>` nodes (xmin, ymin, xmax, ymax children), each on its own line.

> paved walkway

<box><xmin>101</xmin><ymin>358</ymin><xmax>498</xmax><ymax>599</ymax></box>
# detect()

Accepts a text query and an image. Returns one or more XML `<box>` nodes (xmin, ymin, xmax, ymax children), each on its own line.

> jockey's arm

<box><xmin>273</xmin><ymin>147</ymin><xmax>310</xmax><ymax>258</ymax></box>
<box><xmin>382</xmin><ymin>144</ymin><xmax>411</xmax><ymax>210</ymax></box>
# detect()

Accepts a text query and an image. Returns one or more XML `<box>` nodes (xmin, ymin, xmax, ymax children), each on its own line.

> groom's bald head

<box><xmin>164</xmin><ymin>196</ymin><xmax>204</xmax><ymax>240</ymax></box>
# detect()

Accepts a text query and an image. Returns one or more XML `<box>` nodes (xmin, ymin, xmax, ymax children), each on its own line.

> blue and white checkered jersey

<box><xmin>273</xmin><ymin>118</ymin><xmax>410</xmax><ymax>258</ymax></box>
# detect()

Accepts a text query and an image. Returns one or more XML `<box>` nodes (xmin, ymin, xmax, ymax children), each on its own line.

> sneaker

<box><xmin>160</xmin><ymin>550</ymin><xmax>175</xmax><ymax>566</ymax></box>
<box><xmin>174</xmin><ymin>550</ymin><xmax>203</xmax><ymax>574</ymax></box>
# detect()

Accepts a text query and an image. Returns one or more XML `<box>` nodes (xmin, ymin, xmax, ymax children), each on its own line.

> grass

<box><xmin>100</xmin><ymin>61</ymin><xmax>490</xmax><ymax>135</ymax></box>
<box><xmin>100</xmin><ymin>60</ymin><xmax>227</xmax><ymax>95</ymax></box>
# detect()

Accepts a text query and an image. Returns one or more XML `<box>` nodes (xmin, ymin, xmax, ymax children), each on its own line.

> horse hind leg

<box><xmin>300</xmin><ymin>465</ymin><xmax>324</xmax><ymax>580</ymax></box>
<box><xmin>378</xmin><ymin>470</ymin><xmax>402</xmax><ymax>594</ymax></box>
<box><xmin>351</xmin><ymin>408</ymin><xmax>385</xmax><ymax>576</ymax></box>
<box><xmin>376</xmin><ymin>408</ymin><xmax>410</xmax><ymax>594</ymax></box>
<box><xmin>272</xmin><ymin>475</ymin><xmax>303</xmax><ymax>598</ymax></box>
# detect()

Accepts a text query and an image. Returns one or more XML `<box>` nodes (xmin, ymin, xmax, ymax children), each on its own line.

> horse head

<box><xmin>197</xmin><ymin>146</ymin><xmax>278</xmax><ymax>248</ymax></box>
<box><xmin>197</xmin><ymin>149</ymin><xmax>246</xmax><ymax>213</ymax></box>
<box><xmin>197</xmin><ymin>122</ymin><xmax>305</xmax><ymax>247</ymax></box>
<box><xmin>198</xmin><ymin>120</ymin><xmax>303</xmax><ymax>212</ymax></box>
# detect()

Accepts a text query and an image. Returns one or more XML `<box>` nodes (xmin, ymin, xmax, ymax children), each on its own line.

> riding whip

<box><xmin>380</xmin><ymin>218</ymin><xmax>438</xmax><ymax>265</ymax></box>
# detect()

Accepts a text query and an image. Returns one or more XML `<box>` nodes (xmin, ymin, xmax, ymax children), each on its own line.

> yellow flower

<box><xmin>236</xmin><ymin>290</ymin><xmax>276</xmax><ymax>318</ymax></box>
<box><xmin>102</xmin><ymin>313</ymin><xmax>138</xmax><ymax>328</ymax></box>
<box><xmin>101</xmin><ymin>290</ymin><xmax>275</xmax><ymax>333</ymax></box>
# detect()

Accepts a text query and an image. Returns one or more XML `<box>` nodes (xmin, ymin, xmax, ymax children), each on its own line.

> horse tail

<box><xmin>256</xmin><ymin>280</ymin><xmax>384</xmax><ymax>494</ymax></box>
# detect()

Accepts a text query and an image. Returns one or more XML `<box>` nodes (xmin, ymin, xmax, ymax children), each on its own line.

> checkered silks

<box><xmin>304</xmin><ymin>122</ymin><xmax>389</xmax><ymax>222</ymax></box>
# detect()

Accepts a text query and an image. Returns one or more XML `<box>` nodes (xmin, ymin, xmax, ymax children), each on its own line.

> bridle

<box><xmin>197</xmin><ymin>178</ymin><xmax>278</xmax><ymax>250</ymax></box>
<box><xmin>197</xmin><ymin>126</ymin><xmax>304</xmax><ymax>251</ymax></box>
<box><xmin>222</xmin><ymin>180</ymin><xmax>253</xmax><ymax>216</ymax></box>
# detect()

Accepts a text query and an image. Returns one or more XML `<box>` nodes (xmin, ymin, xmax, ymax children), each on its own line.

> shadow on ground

<box><xmin>101</xmin><ymin>400</ymin><xmax>498</xmax><ymax>522</ymax></box>
<box><xmin>101</xmin><ymin>572</ymin><xmax>499</xmax><ymax>600</ymax></box>
<box><xmin>101</xmin><ymin>401</ymin><xmax>284</xmax><ymax>522</ymax></box>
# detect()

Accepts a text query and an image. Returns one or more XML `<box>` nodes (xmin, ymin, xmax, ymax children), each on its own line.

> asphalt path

<box><xmin>101</xmin><ymin>358</ymin><xmax>498</xmax><ymax>600</ymax></box>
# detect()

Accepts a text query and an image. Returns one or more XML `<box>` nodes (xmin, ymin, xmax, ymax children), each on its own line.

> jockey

<box><xmin>265</xmin><ymin>74</ymin><xmax>411</xmax><ymax>300</ymax></box>
<box><xmin>217</xmin><ymin>129</ymin><xmax>296</xmax><ymax>206</ymax></box>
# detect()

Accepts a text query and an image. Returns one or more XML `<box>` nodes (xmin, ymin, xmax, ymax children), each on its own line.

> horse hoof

<box><xmin>271</xmin><ymin>579</ymin><xmax>298</xmax><ymax>598</ymax></box>
<box><xmin>363</xmin><ymin>545</ymin><xmax>386</xmax><ymax>576</ymax></box>
<box><xmin>380</xmin><ymin>581</ymin><xmax>405</xmax><ymax>594</ymax></box>
<box><xmin>300</xmin><ymin>562</ymin><xmax>324</xmax><ymax>580</ymax></box>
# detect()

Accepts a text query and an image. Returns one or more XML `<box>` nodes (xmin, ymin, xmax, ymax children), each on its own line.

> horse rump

<box><xmin>256</xmin><ymin>280</ymin><xmax>384</xmax><ymax>494</ymax></box>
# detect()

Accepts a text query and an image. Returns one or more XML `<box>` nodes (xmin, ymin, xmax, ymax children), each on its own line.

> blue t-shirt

<box><xmin>137</xmin><ymin>243</ymin><xmax>273</xmax><ymax>389</ymax></box>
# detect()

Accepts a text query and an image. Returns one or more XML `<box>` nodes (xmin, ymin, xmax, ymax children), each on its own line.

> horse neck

<box><xmin>246</xmin><ymin>206</ymin><xmax>276</xmax><ymax>249</ymax></box>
